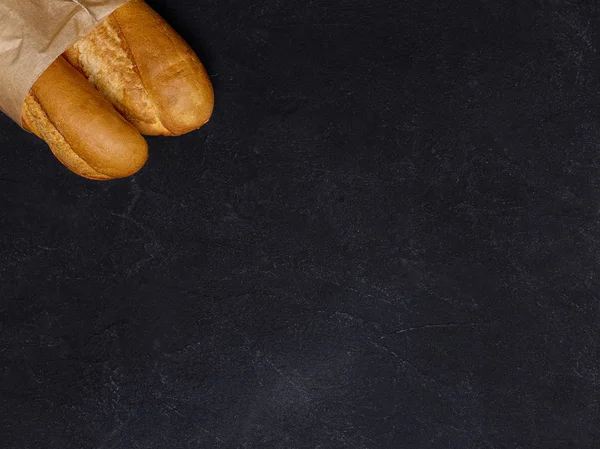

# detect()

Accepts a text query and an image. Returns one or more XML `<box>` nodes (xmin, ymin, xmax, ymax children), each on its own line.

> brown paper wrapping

<box><xmin>0</xmin><ymin>0</ymin><xmax>130</xmax><ymax>126</ymax></box>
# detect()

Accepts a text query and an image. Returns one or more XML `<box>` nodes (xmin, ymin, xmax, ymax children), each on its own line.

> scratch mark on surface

<box><xmin>124</xmin><ymin>178</ymin><xmax>142</xmax><ymax>216</ymax></box>
<box><xmin>382</xmin><ymin>322</ymin><xmax>479</xmax><ymax>338</ymax></box>
<box><xmin>37</xmin><ymin>245</ymin><xmax>60</xmax><ymax>251</ymax></box>
<box><xmin>264</xmin><ymin>357</ymin><xmax>311</xmax><ymax>399</ymax></box>
<box><xmin>366</xmin><ymin>338</ymin><xmax>458</xmax><ymax>395</ymax></box>
<box><xmin>367</xmin><ymin>338</ymin><xmax>404</xmax><ymax>360</ymax></box>
<box><xmin>160</xmin><ymin>400</ymin><xmax>224</xmax><ymax>443</ymax></box>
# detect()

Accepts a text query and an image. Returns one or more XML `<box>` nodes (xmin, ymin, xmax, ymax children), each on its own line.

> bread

<box><xmin>64</xmin><ymin>0</ymin><xmax>214</xmax><ymax>136</ymax></box>
<box><xmin>16</xmin><ymin>0</ymin><xmax>212</xmax><ymax>180</ymax></box>
<box><xmin>22</xmin><ymin>56</ymin><xmax>148</xmax><ymax>181</ymax></box>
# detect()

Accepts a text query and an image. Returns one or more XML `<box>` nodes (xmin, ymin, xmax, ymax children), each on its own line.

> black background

<box><xmin>1</xmin><ymin>0</ymin><xmax>600</xmax><ymax>447</ymax></box>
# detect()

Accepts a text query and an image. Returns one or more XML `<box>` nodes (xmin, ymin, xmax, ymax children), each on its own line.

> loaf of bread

<box><xmin>17</xmin><ymin>0</ymin><xmax>213</xmax><ymax>180</ymax></box>
<box><xmin>64</xmin><ymin>0</ymin><xmax>214</xmax><ymax>136</ymax></box>
<box><xmin>22</xmin><ymin>57</ymin><xmax>148</xmax><ymax>181</ymax></box>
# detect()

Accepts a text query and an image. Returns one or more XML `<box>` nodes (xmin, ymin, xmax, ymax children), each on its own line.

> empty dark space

<box><xmin>1</xmin><ymin>0</ymin><xmax>599</xmax><ymax>447</ymax></box>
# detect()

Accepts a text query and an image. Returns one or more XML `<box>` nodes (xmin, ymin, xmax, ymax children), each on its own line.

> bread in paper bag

<box><xmin>1</xmin><ymin>0</ymin><xmax>214</xmax><ymax>179</ymax></box>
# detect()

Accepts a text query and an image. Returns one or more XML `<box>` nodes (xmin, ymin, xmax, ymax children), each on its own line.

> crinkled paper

<box><xmin>0</xmin><ymin>0</ymin><xmax>129</xmax><ymax>125</ymax></box>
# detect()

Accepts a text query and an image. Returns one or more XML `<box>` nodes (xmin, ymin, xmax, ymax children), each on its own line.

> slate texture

<box><xmin>1</xmin><ymin>0</ymin><xmax>600</xmax><ymax>448</ymax></box>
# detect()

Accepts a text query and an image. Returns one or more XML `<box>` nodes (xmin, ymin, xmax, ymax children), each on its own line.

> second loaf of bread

<box><xmin>64</xmin><ymin>0</ymin><xmax>214</xmax><ymax>137</ymax></box>
<box><xmin>23</xmin><ymin>57</ymin><xmax>148</xmax><ymax>180</ymax></box>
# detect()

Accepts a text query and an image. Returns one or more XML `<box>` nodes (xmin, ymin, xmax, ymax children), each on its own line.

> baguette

<box><xmin>22</xmin><ymin>57</ymin><xmax>148</xmax><ymax>180</ymax></box>
<box><xmin>64</xmin><ymin>0</ymin><xmax>214</xmax><ymax>137</ymax></box>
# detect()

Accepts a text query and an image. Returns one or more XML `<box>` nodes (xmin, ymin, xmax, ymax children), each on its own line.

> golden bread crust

<box><xmin>22</xmin><ymin>57</ymin><xmax>148</xmax><ymax>180</ymax></box>
<box><xmin>64</xmin><ymin>0</ymin><xmax>214</xmax><ymax>136</ymax></box>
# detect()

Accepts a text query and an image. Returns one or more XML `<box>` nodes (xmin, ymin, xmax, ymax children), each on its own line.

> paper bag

<box><xmin>0</xmin><ymin>0</ymin><xmax>130</xmax><ymax>126</ymax></box>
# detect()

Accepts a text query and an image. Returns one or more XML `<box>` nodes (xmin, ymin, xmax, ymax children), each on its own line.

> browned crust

<box><xmin>22</xmin><ymin>57</ymin><xmax>148</xmax><ymax>180</ymax></box>
<box><xmin>64</xmin><ymin>0</ymin><xmax>214</xmax><ymax>136</ymax></box>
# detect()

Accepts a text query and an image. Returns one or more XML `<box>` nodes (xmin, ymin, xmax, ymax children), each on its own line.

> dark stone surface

<box><xmin>1</xmin><ymin>0</ymin><xmax>600</xmax><ymax>447</ymax></box>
